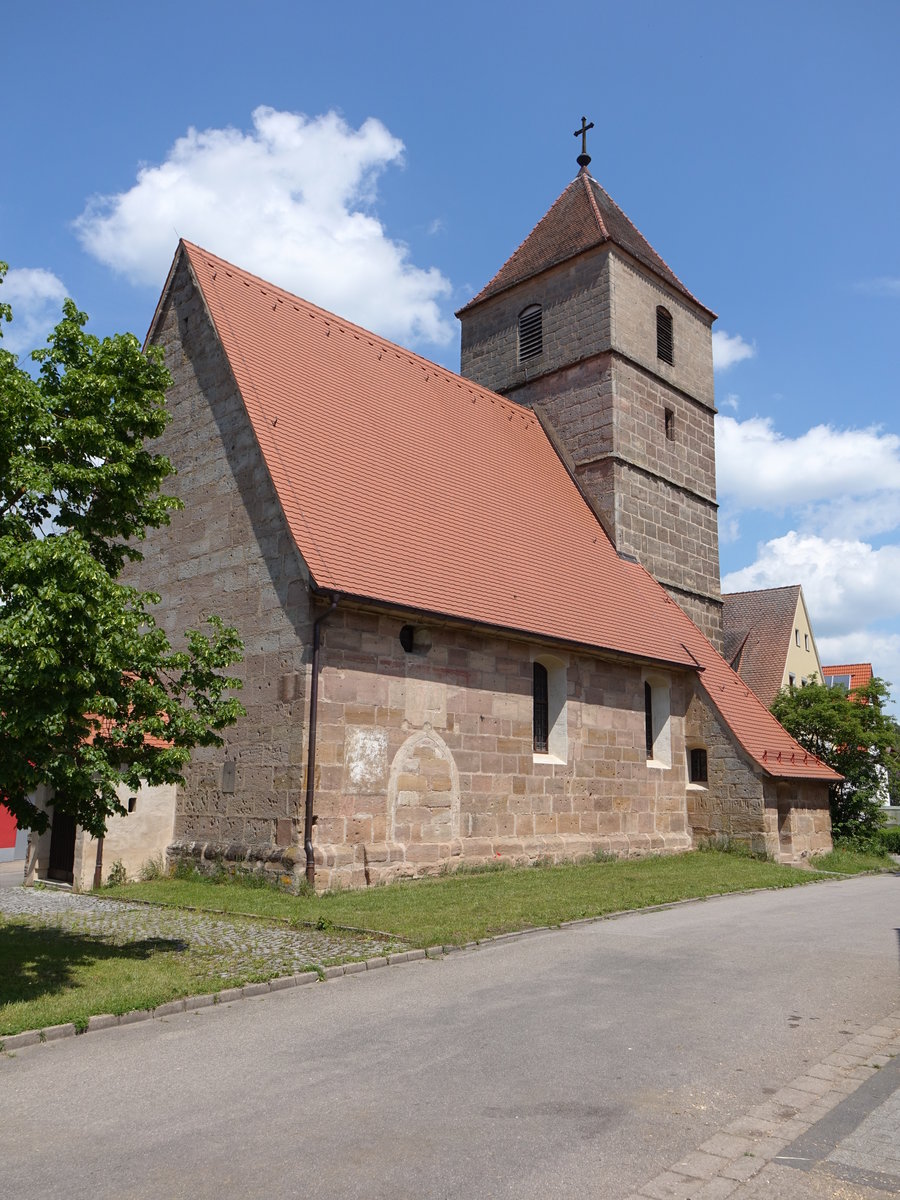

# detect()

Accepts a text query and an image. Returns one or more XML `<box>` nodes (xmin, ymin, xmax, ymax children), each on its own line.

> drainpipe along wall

<box><xmin>304</xmin><ymin>595</ymin><xmax>339</xmax><ymax>887</ymax></box>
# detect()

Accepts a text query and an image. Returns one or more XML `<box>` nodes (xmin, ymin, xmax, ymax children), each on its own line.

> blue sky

<box><xmin>4</xmin><ymin>1</ymin><xmax>900</xmax><ymax>698</ymax></box>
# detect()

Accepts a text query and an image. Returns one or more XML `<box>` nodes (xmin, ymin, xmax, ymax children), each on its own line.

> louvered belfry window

<box><xmin>656</xmin><ymin>306</ymin><xmax>674</xmax><ymax>365</ymax></box>
<box><xmin>518</xmin><ymin>304</ymin><xmax>543</xmax><ymax>362</ymax></box>
<box><xmin>533</xmin><ymin>662</ymin><xmax>549</xmax><ymax>753</ymax></box>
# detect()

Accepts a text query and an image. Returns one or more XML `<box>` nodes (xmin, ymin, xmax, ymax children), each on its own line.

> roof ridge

<box><xmin>181</xmin><ymin>240</ymin><xmax>536</xmax><ymax>429</ymax></box>
<box><xmin>723</xmin><ymin>584</ymin><xmax>800</xmax><ymax>598</ymax></box>
<box><xmin>584</xmin><ymin>175</ymin><xmax>707</xmax><ymax>310</ymax></box>
<box><xmin>580</xmin><ymin>170</ymin><xmax>609</xmax><ymax>238</ymax></box>
<box><xmin>455</xmin><ymin>176</ymin><xmax>587</xmax><ymax>314</ymax></box>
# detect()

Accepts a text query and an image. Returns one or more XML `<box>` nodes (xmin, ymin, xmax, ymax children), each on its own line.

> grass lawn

<box><xmin>108</xmin><ymin>850</ymin><xmax>823</xmax><ymax>946</ymax></box>
<box><xmin>0</xmin><ymin>921</ymin><xmax>225</xmax><ymax>1038</ymax></box>
<box><xmin>3</xmin><ymin>849</ymin><xmax>891</xmax><ymax>1041</ymax></box>
<box><xmin>810</xmin><ymin>846</ymin><xmax>894</xmax><ymax>874</ymax></box>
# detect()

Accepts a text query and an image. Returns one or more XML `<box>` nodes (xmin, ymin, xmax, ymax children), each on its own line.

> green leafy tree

<box><xmin>0</xmin><ymin>264</ymin><xmax>244</xmax><ymax>837</ymax></box>
<box><xmin>770</xmin><ymin>675</ymin><xmax>899</xmax><ymax>841</ymax></box>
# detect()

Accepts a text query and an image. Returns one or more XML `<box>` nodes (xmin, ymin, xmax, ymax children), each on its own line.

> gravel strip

<box><xmin>0</xmin><ymin>886</ymin><xmax>401</xmax><ymax>982</ymax></box>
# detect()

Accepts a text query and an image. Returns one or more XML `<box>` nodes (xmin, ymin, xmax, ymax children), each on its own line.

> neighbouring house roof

<box><xmin>723</xmin><ymin>586</ymin><xmax>803</xmax><ymax>708</ymax></box>
<box><xmin>821</xmin><ymin>663</ymin><xmax>874</xmax><ymax>692</ymax></box>
<box><xmin>457</xmin><ymin>169</ymin><xmax>715</xmax><ymax>316</ymax></box>
<box><xmin>152</xmin><ymin>241</ymin><xmax>837</xmax><ymax>784</ymax></box>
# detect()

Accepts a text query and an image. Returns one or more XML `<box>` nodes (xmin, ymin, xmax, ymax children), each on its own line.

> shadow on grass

<box><xmin>0</xmin><ymin>923</ymin><xmax>187</xmax><ymax>1006</ymax></box>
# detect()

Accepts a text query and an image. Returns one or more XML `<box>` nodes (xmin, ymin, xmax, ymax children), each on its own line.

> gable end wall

<box><xmin>127</xmin><ymin>257</ymin><xmax>314</xmax><ymax>860</ymax></box>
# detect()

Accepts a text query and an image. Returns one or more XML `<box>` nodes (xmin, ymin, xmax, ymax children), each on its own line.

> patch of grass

<box><xmin>810</xmin><ymin>845</ymin><xmax>893</xmax><ymax>875</ymax></box>
<box><xmin>107</xmin><ymin>851</ymin><xmax>821</xmax><ymax>948</ymax></box>
<box><xmin>0</xmin><ymin>920</ymin><xmax>202</xmax><ymax>1036</ymax></box>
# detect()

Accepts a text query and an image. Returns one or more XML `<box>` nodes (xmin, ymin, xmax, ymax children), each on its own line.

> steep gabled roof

<box><xmin>154</xmin><ymin>242</ymin><xmax>837</xmax><ymax>783</ymax></box>
<box><xmin>723</xmin><ymin>586</ymin><xmax>802</xmax><ymax>707</ymax></box>
<box><xmin>457</xmin><ymin>170</ymin><xmax>714</xmax><ymax>316</ymax></box>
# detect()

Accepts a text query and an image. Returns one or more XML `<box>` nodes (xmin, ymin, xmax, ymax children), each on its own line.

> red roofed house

<box><xmin>821</xmin><ymin>663</ymin><xmax>874</xmax><ymax>694</ymax></box>
<box><xmin>125</xmin><ymin>159</ymin><xmax>838</xmax><ymax>888</ymax></box>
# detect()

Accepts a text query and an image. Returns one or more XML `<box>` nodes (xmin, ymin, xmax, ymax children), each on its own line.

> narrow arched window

<box><xmin>656</xmin><ymin>306</ymin><xmax>674</xmax><ymax>365</ymax></box>
<box><xmin>533</xmin><ymin>662</ymin><xmax>549</xmax><ymax>753</ymax></box>
<box><xmin>518</xmin><ymin>304</ymin><xmax>543</xmax><ymax>362</ymax></box>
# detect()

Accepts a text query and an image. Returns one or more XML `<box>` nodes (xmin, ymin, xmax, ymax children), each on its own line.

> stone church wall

<box><xmin>608</xmin><ymin>254</ymin><xmax>715</xmax><ymax>410</ymax></box>
<box><xmin>684</xmin><ymin>690</ymin><xmax>831</xmax><ymax>862</ymax></box>
<box><xmin>127</xmin><ymin>257</ymin><xmax>314</xmax><ymax>868</ymax></box>
<box><xmin>309</xmin><ymin>605</ymin><xmax>696</xmax><ymax>889</ymax></box>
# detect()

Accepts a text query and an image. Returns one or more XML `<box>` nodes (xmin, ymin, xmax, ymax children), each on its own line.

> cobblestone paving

<box><xmin>624</xmin><ymin>1008</ymin><xmax>900</xmax><ymax>1200</ymax></box>
<box><xmin>0</xmin><ymin>886</ymin><xmax>402</xmax><ymax>983</ymax></box>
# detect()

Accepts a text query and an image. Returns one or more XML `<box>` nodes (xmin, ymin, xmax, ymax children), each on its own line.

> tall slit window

<box><xmin>518</xmin><ymin>304</ymin><xmax>543</xmax><ymax>362</ymax></box>
<box><xmin>656</xmin><ymin>306</ymin><xmax>674</xmax><ymax>365</ymax></box>
<box><xmin>644</xmin><ymin>682</ymin><xmax>654</xmax><ymax>759</ymax></box>
<box><xmin>533</xmin><ymin>662</ymin><xmax>549</xmax><ymax>753</ymax></box>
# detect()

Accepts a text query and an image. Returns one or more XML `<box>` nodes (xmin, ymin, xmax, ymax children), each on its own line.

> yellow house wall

<box><xmin>781</xmin><ymin>593</ymin><xmax>824</xmax><ymax>691</ymax></box>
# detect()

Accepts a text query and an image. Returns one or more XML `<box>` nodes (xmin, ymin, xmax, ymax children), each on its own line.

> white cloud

<box><xmin>816</xmin><ymin>632</ymin><xmax>900</xmax><ymax>694</ymax></box>
<box><xmin>720</xmin><ymin>392</ymin><xmax>740</xmax><ymax>412</ymax></box>
<box><xmin>854</xmin><ymin>277</ymin><xmax>900</xmax><ymax>297</ymax></box>
<box><xmin>0</xmin><ymin>267</ymin><xmax>68</xmax><ymax>355</ymax></box>
<box><xmin>712</xmin><ymin>329</ymin><xmax>755</xmax><ymax>371</ymax></box>
<box><xmin>74</xmin><ymin>107</ymin><xmax>453</xmax><ymax>348</ymax></box>
<box><xmin>722</xmin><ymin>531</ymin><xmax>900</xmax><ymax>637</ymax></box>
<box><xmin>716</xmin><ymin>415</ymin><xmax>900</xmax><ymax>517</ymax></box>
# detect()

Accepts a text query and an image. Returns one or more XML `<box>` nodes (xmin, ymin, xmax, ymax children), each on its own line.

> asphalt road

<box><xmin>2</xmin><ymin>875</ymin><xmax>897</xmax><ymax>1199</ymax></box>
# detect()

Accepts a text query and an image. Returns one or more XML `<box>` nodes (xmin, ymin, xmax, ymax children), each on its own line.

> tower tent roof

<box><xmin>458</xmin><ymin>170</ymin><xmax>715</xmax><ymax>317</ymax></box>
<box><xmin>152</xmin><ymin>241</ymin><xmax>837</xmax><ymax>783</ymax></box>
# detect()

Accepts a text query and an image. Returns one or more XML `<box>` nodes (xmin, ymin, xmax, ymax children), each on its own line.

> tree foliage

<box><xmin>770</xmin><ymin>675</ymin><xmax>900</xmax><ymax>841</ymax></box>
<box><xmin>0</xmin><ymin>264</ymin><xmax>244</xmax><ymax>837</ymax></box>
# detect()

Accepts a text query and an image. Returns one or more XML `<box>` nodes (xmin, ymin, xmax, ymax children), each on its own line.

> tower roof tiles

<box><xmin>458</xmin><ymin>170</ymin><xmax>715</xmax><ymax>317</ymax></box>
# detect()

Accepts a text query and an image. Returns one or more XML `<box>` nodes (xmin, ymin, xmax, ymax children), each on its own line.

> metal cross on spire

<box><xmin>574</xmin><ymin>116</ymin><xmax>594</xmax><ymax>170</ymax></box>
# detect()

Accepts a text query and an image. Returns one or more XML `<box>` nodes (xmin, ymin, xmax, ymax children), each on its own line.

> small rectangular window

<box><xmin>664</xmin><ymin>408</ymin><xmax>675</xmax><ymax>440</ymax></box>
<box><xmin>689</xmin><ymin>748</ymin><xmax>708</xmax><ymax>783</ymax></box>
<box><xmin>804</xmin><ymin>633</ymin><xmax>810</xmax><ymax>651</ymax></box>
<box><xmin>795</xmin><ymin>629</ymin><xmax>801</xmax><ymax>647</ymax></box>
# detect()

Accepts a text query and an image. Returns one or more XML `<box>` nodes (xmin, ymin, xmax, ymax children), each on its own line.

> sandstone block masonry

<box><xmin>459</xmin><ymin>245</ymin><xmax>724</xmax><ymax>651</ymax></box>
<box><xmin>125</xmin><ymin>258</ymin><xmax>314</xmax><ymax>867</ymax></box>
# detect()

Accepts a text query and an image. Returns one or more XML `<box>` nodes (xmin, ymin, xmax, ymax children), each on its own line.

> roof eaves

<box><xmin>311</xmin><ymin>585</ymin><xmax>703</xmax><ymax>674</ymax></box>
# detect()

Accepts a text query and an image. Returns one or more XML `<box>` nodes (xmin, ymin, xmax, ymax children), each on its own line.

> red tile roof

<box><xmin>821</xmin><ymin>663</ymin><xmax>874</xmax><ymax>692</ymax></box>
<box><xmin>163</xmin><ymin>242</ymin><xmax>837</xmax><ymax>784</ymax></box>
<box><xmin>458</xmin><ymin>170</ymin><xmax>714</xmax><ymax>316</ymax></box>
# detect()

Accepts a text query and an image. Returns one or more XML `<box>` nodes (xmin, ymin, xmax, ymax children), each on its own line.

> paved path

<box><xmin>1</xmin><ymin>874</ymin><xmax>897</xmax><ymax>1199</ymax></box>
<box><xmin>0</xmin><ymin>859</ymin><xmax>25</xmax><ymax>889</ymax></box>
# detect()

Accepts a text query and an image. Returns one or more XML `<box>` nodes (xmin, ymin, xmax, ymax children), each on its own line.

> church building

<box><xmin>129</xmin><ymin>141</ymin><xmax>838</xmax><ymax>889</ymax></box>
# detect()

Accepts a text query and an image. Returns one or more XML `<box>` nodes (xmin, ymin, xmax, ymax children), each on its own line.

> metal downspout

<box><xmin>304</xmin><ymin>595</ymin><xmax>339</xmax><ymax>887</ymax></box>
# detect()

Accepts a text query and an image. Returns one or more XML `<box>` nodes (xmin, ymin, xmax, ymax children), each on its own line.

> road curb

<box><xmin>623</xmin><ymin>1008</ymin><xmax>900</xmax><ymax>1200</ymax></box>
<box><xmin>0</xmin><ymin>873</ymin><xmax>890</xmax><ymax>1057</ymax></box>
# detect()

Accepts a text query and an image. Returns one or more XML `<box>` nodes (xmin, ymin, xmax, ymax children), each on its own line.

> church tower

<box><xmin>457</xmin><ymin>142</ymin><xmax>723</xmax><ymax>650</ymax></box>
